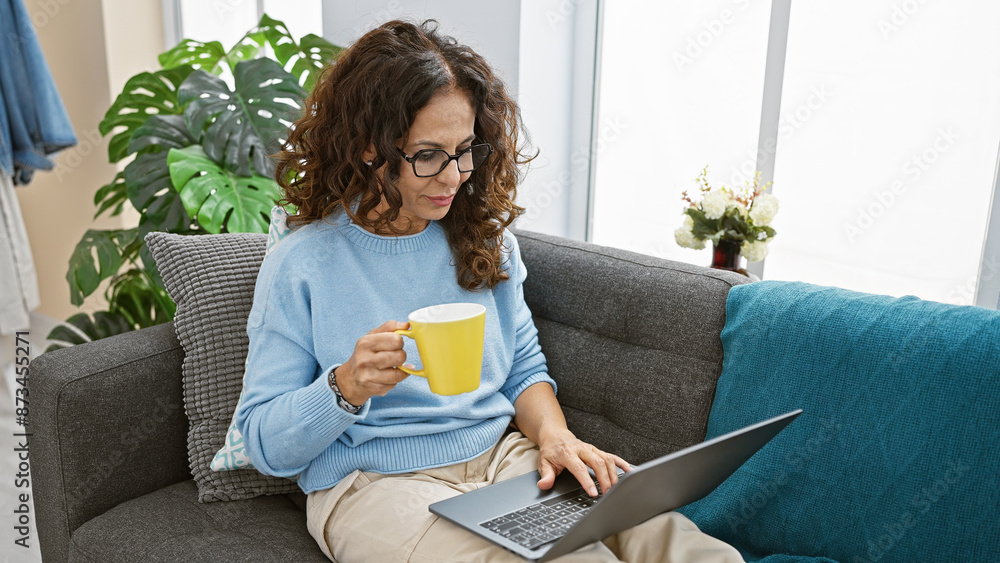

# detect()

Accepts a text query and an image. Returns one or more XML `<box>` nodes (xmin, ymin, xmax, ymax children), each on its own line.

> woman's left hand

<box><xmin>535</xmin><ymin>427</ymin><xmax>631</xmax><ymax>497</ymax></box>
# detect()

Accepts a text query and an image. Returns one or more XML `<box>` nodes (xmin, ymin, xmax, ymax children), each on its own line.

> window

<box><xmin>592</xmin><ymin>0</ymin><xmax>773</xmax><ymax>263</ymax></box>
<box><xmin>764</xmin><ymin>0</ymin><xmax>1000</xmax><ymax>306</ymax></box>
<box><xmin>173</xmin><ymin>0</ymin><xmax>322</xmax><ymax>48</ymax></box>
<box><xmin>592</xmin><ymin>0</ymin><xmax>1000</xmax><ymax>307</ymax></box>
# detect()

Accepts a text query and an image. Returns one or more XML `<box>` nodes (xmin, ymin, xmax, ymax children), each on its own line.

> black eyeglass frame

<box><xmin>396</xmin><ymin>143</ymin><xmax>494</xmax><ymax>178</ymax></box>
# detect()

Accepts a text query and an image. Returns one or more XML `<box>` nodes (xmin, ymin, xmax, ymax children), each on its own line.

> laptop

<box><xmin>429</xmin><ymin>409</ymin><xmax>802</xmax><ymax>562</ymax></box>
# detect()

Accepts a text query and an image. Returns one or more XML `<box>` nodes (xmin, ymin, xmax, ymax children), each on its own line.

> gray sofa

<box><xmin>33</xmin><ymin>230</ymin><xmax>749</xmax><ymax>562</ymax></box>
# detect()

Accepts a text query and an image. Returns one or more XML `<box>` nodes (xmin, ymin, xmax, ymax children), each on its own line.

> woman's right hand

<box><xmin>334</xmin><ymin>320</ymin><xmax>412</xmax><ymax>406</ymax></box>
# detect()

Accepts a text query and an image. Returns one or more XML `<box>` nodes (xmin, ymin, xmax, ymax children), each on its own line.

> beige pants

<box><xmin>307</xmin><ymin>432</ymin><xmax>744</xmax><ymax>563</ymax></box>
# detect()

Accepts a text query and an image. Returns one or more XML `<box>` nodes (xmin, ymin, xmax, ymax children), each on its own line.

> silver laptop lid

<box><xmin>540</xmin><ymin>409</ymin><xmax>802</xmax><ymax>561</ymax></box>
<box><xmin>430</xmin><ymin>409</ymin><xmax>802</xmax><ymax>561</ymax></box>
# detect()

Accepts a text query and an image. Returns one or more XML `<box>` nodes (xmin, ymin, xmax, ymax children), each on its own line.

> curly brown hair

<box><xmin>274</xmin><ymin>20</ymin><xmax>533</xmax><ymax>291</ymax></box>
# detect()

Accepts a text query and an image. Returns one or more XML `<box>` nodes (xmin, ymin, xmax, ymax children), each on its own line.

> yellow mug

<box><xmin>394</xmin><ymin>303</ymin><xmax>486</xmax><ymax>395</ymax></box>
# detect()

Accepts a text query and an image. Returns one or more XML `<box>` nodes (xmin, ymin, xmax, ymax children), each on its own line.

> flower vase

<box><xmin>711</xmin><ymin>239</ymin><xmax>747</xmax><ymax>276</ymax></box>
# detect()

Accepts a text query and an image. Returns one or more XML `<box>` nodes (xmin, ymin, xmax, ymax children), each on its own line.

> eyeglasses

<box><xmin>397</xmin><ymin>143</ymin><xmax>493</xmax><ymax>177</ymax></box>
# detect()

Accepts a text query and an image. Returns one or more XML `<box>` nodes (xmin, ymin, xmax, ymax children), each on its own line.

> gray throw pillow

<box><xmin>145</xmin><ymin>232</ymin><xmax>299</xmax><ymax>502</ymax></box>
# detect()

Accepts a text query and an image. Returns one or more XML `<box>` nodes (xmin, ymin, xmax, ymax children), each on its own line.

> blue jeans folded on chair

<box><xmin>680</xmin><ymin>281</ymin><xmax>1000</xmax><ymax>563</ymax></box>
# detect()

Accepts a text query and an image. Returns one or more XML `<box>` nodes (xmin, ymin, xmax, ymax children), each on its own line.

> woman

<box><xmin>237</xmin><ymin>20</ymin><xmax>743</xmax><ymax>562</ymax></box>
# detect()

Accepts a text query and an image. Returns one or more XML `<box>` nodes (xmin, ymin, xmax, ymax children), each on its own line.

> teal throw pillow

<box><xmin>681</xmin><ymin>281</ymin><xmax>1000</xmax><ymax>562</ymax></box>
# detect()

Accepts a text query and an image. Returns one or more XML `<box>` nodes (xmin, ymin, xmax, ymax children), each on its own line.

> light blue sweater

<box><xmin>236</xmin><ymin>212</ymin><xmax>555</xmax><ymax>493</ymax></box>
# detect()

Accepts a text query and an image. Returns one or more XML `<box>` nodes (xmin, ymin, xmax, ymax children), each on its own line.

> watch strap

<box><xmin>328</xmin><ymin>365</ymin><xmax>362</xmax><ymax>414</ymax></box>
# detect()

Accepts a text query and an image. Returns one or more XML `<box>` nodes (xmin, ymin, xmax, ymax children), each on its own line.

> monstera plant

<box><xmin>46</xmin><ymin>15</ymin><xmax>343</xmax><ymax>350</ymax></box>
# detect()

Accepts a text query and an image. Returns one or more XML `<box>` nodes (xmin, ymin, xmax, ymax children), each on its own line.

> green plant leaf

<box><xmin>106</xmin><ymin>268</ymin><xmax>176</xmax><ymax>329</ymax></box>
<box><xmin>127</xmin><ymin>113</ymin><xmax>198</xmax><ymax>155</ymax></box>
<box><xmin>168</xmin><ymin>145</ymin><xmax>281</xmax><ymax>234</ymax></box>
<box><xmin>252</xmin><ymin>14</ymin><xmax>342</xmax><ymax>89</ymax></box>
<box><xmin>158</xmin><ymin>39</ymin><xmax>227</xmax><ymax>74</ymax></box>
<box><xmin>287</xmin><ymin>34</ymin><xmax>343</xmax><ymax>90</ymax></box>
<box><xmin>685</xmin><ymin>207</ymin><xmax>719</xmax><ymax>239</ymax></box>
<box><xmin>94</xmin><ymin>171</ymin><xmax>128</xmax><ymax>219</ymax></box>
<box><xmin>121</xmin><ymin>114</ymin><xmax>200</xmax><ymax>234</ymax></box>
<box><xmin>225</xmin><ymin>28</ymin><xmax>268</xmax><ymax>69</ymax></box>
<box><xmin>44</xmin><ymin>311</ymin><xmax>136</xmax><ymax>352</ymax></box>
<box><xmin>250</xmin><ymin>14</ymin><xmax>292</xmax><ymax>44</ymax></box>
<box><xmin>685</xmin><ymin>206</ymin><xmax>708</xmax><ymax>223</ymax></box>
<box><xmin>65</xmin><ymin>229</ymin><xmax>138</xmax><ymax>306</ymax></box>
<box><xmin>179</xmin><ymin>58</ymin><xmax>305</xmax><ymax>177</ymax></box>
<box><xmin>100</xmin><ymin>66</ymin><xmax>194</xmax><ymax>163</ymax></box>
<box><xmin>719</xmin><ymin>208</ymin><xmax>750</xmax><ymax>240</ymax></box>
<box><xmin>124</xmin><ymin>152</ymin><xmax>195</xmax><ymax>234</ymax></box>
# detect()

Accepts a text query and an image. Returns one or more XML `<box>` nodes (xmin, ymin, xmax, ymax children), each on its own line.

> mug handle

<box><xmin>393</xmin><ymin>329</ymin><xmax>426</xmax><ymax>377</ymax></box>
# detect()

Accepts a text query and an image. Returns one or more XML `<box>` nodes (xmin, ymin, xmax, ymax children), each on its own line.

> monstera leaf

<box><xmin>124</xmin><ymin>152</ymin><xmax>195</xmax><ymax>234</ymax></box>
<box><xmin>127</xmin><ymin>113</ymin><xmax>198</xmax><ymax>155</ymax></box>
<box><xmin>45</xmin><ymin>311</ymin><xmax>136</xmax><ymax>352</ymax></box>
<box><xmin>125</xmin><ymin>115</ymin><xmax>203</xmax><ymax>286</ymax></box>
<box><xmin>100</xmin><ymin>66</ymin><xmax>194</xmax><ymax>163</ymax></box>
<box><xmin>158</xmin><ymin>39</ymin><xmax>228</xmax><ymax>74</ymax></box>
<box><xmin>168</xmin><ymin>145</ymin><xmax>280</xmax><ymax>234</ymax></box>
<box><xmin>252</xmin><ymin>14</ymin><xmax>343</xmax><ymax>89</ymax></box>
<box><xmin>224</xmin><ymin>27</ymin><xmax>268</xmax><ymax>69</ymax></box>
<box><xmin>45</xmin><ymin>267</ymin><xmax>175</xmax><ymax>351</ymax></box>
<box><xmin>159</xmin><ymin>35</ymin><xmax>273</xmax><ymax>75</ymax></box>
<box><xmin>65</xmin><ymin>229</ymin><xmax>139</xmax><ymax>306</ymax></box>
<box><xmin>122</xmin><ymin>114</ymin><xmax>198</xmax><ymax>233</ymax></box>
<box><xmin>287</xmin><ymin>34</ymin><xmax>343</xmax><ymax>89</ymax></box>
<box><xmin>179</xmin><ymin>58</ymin><xmax>305</xmax><ymax>177</ymax></box>
<box><xmin>93</xmin><ymin>171</ymin><xmax>127</xmax><ymax>219</ymax></box>
<box><xmin>106</xmin><ymin>267</ymin><xmax>176</xmax><ymax>328</ymax></box>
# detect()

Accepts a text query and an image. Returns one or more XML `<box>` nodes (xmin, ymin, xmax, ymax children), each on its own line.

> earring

<box><xmin>365</xmin><ymin>161</ymin><xmax>373</xmax><ymax>166</ymax></box>
<box><xmin>466</xmin><ymin>184</ymin><xmax>474</xmax><ymax>195</ymax></box>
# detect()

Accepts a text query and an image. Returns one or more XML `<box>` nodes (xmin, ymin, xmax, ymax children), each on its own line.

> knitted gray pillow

<box><xmin>145</xmin><ymin>232</ymin><xmax>299</xmax><ymax>502</ymax></box>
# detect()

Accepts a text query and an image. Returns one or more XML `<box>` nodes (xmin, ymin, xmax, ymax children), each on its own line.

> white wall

<box><xmin>320</xmin><ymin>0</ymin><xmax>583</xmax><ymax>238</ymax></box>
<box><xmin>15</xmin><ymin>0</ymin><xmax>164</xmax><ymax>323</ymax></box>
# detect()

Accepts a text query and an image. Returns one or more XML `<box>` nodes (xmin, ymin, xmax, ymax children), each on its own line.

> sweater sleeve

<box><xmin>498</xmin><ymin>232</ymin><xmax>558</xmax><ymax>404</ymax></box>
<box><xmin>235</xmin><ymin>254</ymin><xmax>367</xmax><ymax>478</ymax></box>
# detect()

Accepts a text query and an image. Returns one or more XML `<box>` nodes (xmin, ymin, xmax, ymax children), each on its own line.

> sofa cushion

<box><xmin>680</xmin><ymin>281</ymin><xmax>1000</xmax><ymax>562</ymax></box>
<box><xmin>145</xmin><ymin>232</ymin><xmax>299</xmax><ymax>502</ymax></box>
<box><xmin>68</xmin><ymin>480</ymin><xmax>326</xmax><ymax>562</ymax></box>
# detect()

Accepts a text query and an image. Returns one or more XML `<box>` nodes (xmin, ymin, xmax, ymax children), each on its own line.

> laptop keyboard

<box><xmin>479</xmin><ymin>481</ymin><xmax>603</xmax><ymax>551</ymax></box>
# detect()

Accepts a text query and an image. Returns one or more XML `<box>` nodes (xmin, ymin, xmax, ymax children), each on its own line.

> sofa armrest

<box><xmin>32</xmin><ymin>322</ymin><xmax>190</xmax><ymax>563</ymax></box>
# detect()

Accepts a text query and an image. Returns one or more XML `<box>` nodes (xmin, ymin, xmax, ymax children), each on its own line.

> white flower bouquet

<box><xmin>674</xmin><ymin>166</ymin><xmax>778</xmax><ymax>262</ymax></box>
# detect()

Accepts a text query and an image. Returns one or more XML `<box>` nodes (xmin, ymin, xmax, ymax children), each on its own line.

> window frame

<box><xmin>745</xmin><ymin>0</ymin><xmax>791</xmax><ymax>279</ymax></box>
<box><xmin>567</xmin><ymin>0</ymin><xmax>604</xmax><ymax>241</ymax></box>
<box><xmin>976</xmin><ymin>149</ymin><xmax>1000</xmax><ymax>308</ymax></box>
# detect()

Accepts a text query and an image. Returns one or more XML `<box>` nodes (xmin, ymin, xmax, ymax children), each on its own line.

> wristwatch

<box><xmin>328</xmin><ymin>366</ymin><xmax>362</xmax><ymax>414</ymax></box>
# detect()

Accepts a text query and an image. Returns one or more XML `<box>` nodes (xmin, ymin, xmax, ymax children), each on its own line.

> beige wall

<box><xmin>14</xmin><ymin>0</ymin><xmax>163</xmax><ymax>324</ymax></box>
